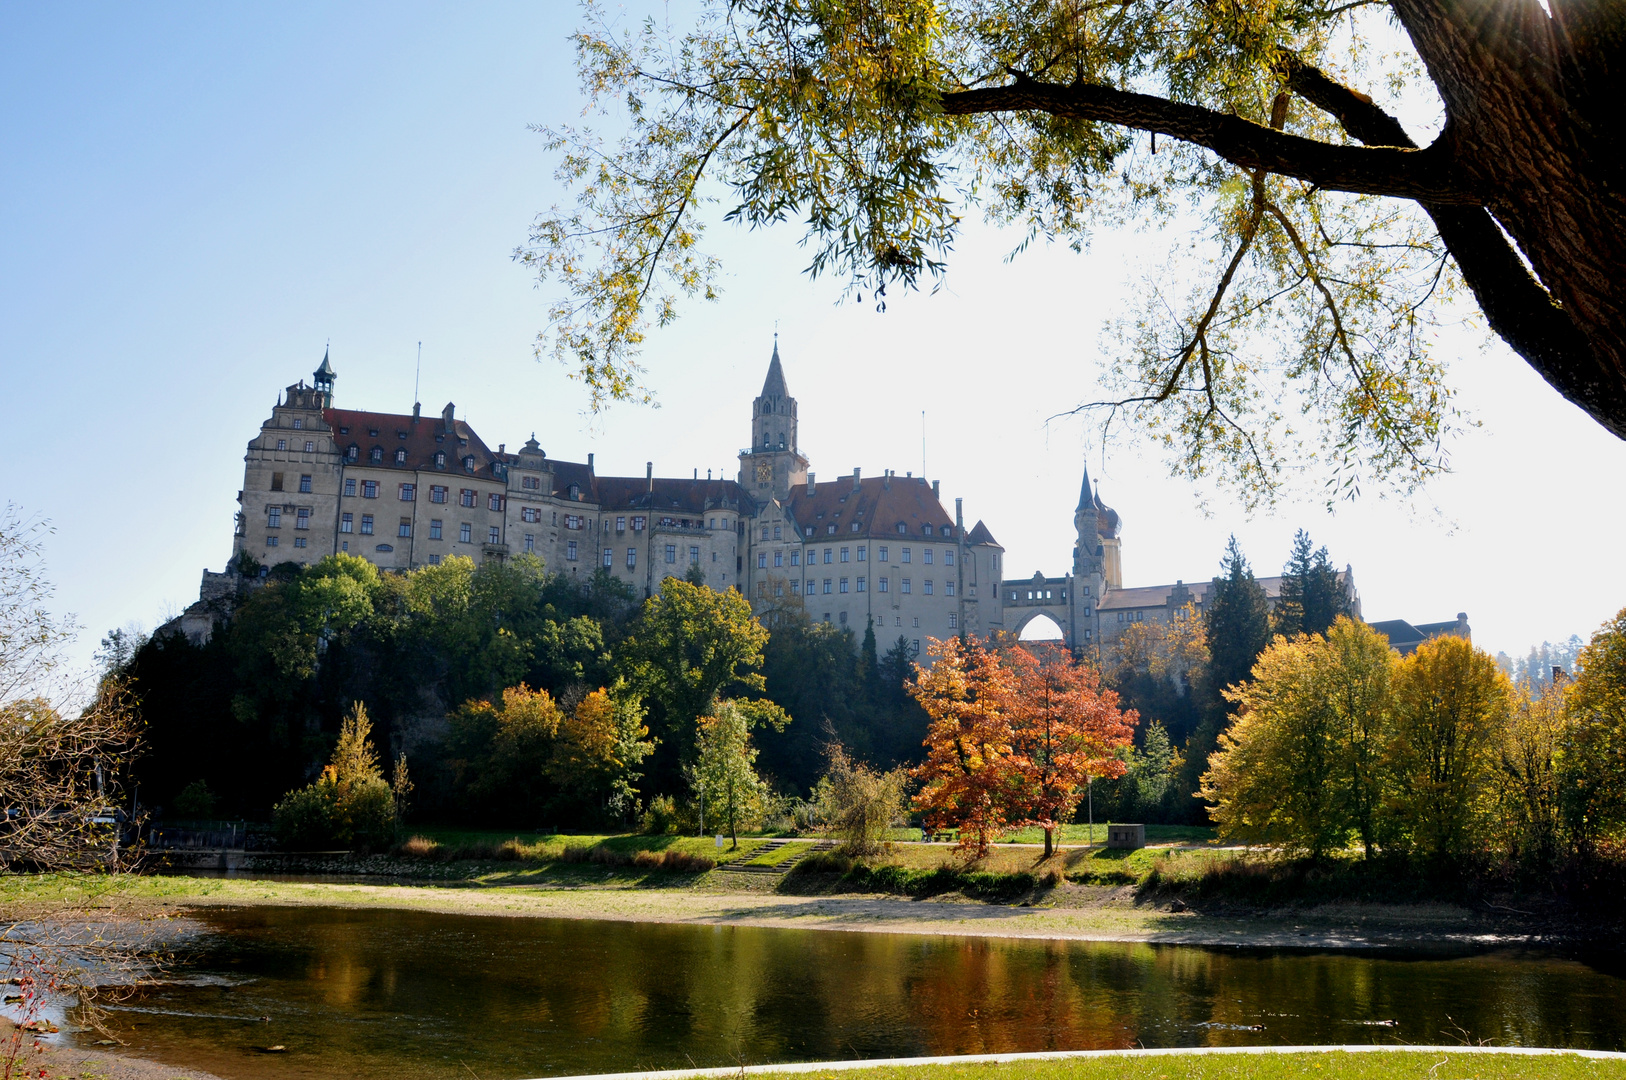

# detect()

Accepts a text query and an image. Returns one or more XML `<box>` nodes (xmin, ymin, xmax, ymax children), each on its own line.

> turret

<box><xmin>312</xmin><ymin>347</ymin><xmax>336</xmax><ymax>405</ymax></box>
<box><xmin>738</xmin><ymin>335</ymin><xmax>810</xmax><ymax>499</ymax></box>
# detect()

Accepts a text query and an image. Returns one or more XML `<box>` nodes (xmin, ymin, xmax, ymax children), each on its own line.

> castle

<box><xmin>180</xmin><ymin>342</ymin><xmax>1362</xmax><ymax>655</ymax></box>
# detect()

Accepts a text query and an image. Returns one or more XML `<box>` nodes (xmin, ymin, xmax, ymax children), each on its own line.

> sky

<box><xmin>4</xmin><ymin>2</ymin><xmax>1624</xmax><ymax>679</ymax></box>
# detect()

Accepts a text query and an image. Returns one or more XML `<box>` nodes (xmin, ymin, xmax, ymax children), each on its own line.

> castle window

<box><xmin>460</xmin><ymin>489</ymin><xmax>476</xmax><ymax>508</ymax></box>
<box><xmin>773</xmin><ymin>525</ymin><xmax>782</xmax><ymax>540</ymax></box>
<box><xmin>296</xmin><ymin>508</ymin><xmax>310</xmax><ymax>530</ymax></box>
<box><xmin>567</xmin><ymin>541</ymin><xmax>578</xmax><ymax>561</ymax></box>
<box><xmin>266</xmin><ymin>536</ymin><xmax>278</xmax><ymax>547</ymax></box>
<box><xmin>757</xmin><ymin>582</ymin><xmax>766</xmax><ymax>598</ymax></box>
<box><xmin>1082</xmin><ymin>585</ymin><xmax>1090</xmax><ymax>595</ymax></box>
<box><xmin>400</xmin><ymin>483</ymin><xmax>415</xmax><ymax>501</ymax></box>
<box><xmin>665</xmin><ymin>544</ymin><xmax>677</xmax><ymax>564</ymax></box>
<box><xmin>435</xmin><ymin>451</ymin><xmax>447</xmax><ymax>468</ymax></box>
<box><xmin>293</xmin><ymin>537</ymin><xmax>307</xmax><ymax>548</ymax></box>
<box><xmin>370</xmin><ymin>447</ymin><xmax>383</xmax><ymax>463</ymax></box>
<box><xmin>790</xmin><ymin>551</ymin><xmax>800</xmax><ymax>566</ymax></box>
<box><xmin>946</xmin><ymin>581</ymin><xmax>956</xmax><ymax>596</ymax></box>
<box><xmin>398</xmin><ymin>430</ymin><xmax>407</xmax><ymax>440</ymax></box>
<box><xmin>464</xmin><ymin>456</ymin><xmax>475</xmax><ymax>472</ymax></box>
<box><xmin>304</xmin><ymin>441</ymin><xmax>315</xmax><ymax>453</ymax></box>
<box><xmin>339</xmin><ymin>426</ymin><xmax>349</xmax><ymax>435</ymax></box>
<box><xmin>761</xmin><ymin>526</ymin><xmax>770</xmax><ymax>540</ymax></box>
<box><xmin>823</xmin><ymin>549</ymin><xmax>833</xmax><ymax>564</ymax></box>
<box><xmin>616</xmin><ymin>516</ymin><xmax>626</xmax><ymax>532</ymax></box>
<box><xmin>857</xmin><ymin>576</ymin><xmax>866</xmax><ymax>593</ymax></box>
<box><xmin>923</xmin><ymin>549</ymin><xmax>933</xmax><ymax>565</ymax></box>
<box><xmin>775</xmin><ymin>581</ymin><xmax>784</xmax><ymax>597</ymax></box>
<box><xmin>375</xmin><ymin>543</ymin><xmax>393</xmax><ymax>553</ymax></box>
<box><xmin>460</xmin><ymin>523</ymin><xmax>472</xmax><ymax>543</ymax></box>
<box><xmin>522</xmin><ymin>475</ymin><xmax>541</xmax><ymax>490</ymax></box>
<box><xmin>897</xmin><ymin>523</ymin><xmax>906</xmax><ymax>534</ymax></box>
<box><xmin>276</xmin><ymin>439</ymin><xmax>287</xmax><ymax>451</ymax></box>
<box><xmin>522</xmin><ymin>507</ymin><xmax>541</xmax><ymax>523</ymax></box>
<box><xmin>430</xmin><ymin>520</ymin><xmax>442</xmax><ymax>540</ymax></box>
<box><xmin>949</xmin><ymin>613</ymin><xmax>958</xmax><ymax>629</ymax></box>
<box><xmin>267</xmin><ymin>507</ymin><xmax>281</xmax><ymax>528</ymax></box>
<box><xmin>627</xmin><ymin>548</ymin><xmax>637</xmax><ymax>568</ymax></box>
<box><xmin>827</xmin><ymin>524</ymin><xmax>836</xmax><ymax>534</ymax></box>
<box><xmin>270</xmin><ymin>472</ymin><xmax>284</xmax><ymax>492</ymax></box>
<box><xmin>361</xmin><ymin>514</ymin><xmax>374</xmax><ymax>535</ymax></box>
<box><xmin>431</xmin><ymin>485</ymin><xmax>447</xmax><ymax>503</ymax></box>
<box><xmin>347</xmin><ymin>445</ymin><xmax>359</xmax><ymax>461</ymax></box>
<box><xmin>839</xmin><ymin>578</ymin><xmax>849</xmax><ymax>594</ymax></box>
<box><xmin>758</xmin><ymin>553</ymin><xmax>767</xmax><ymax>569</ymax></box>
<box><xmin>363</xmin><ymin>481</ymin><xmax>379</xmax><ymax>498</ymax></box>
<box><xmin>428</xmin><ymin>553</ymin><xmax>440</xmax><ymax>565</ymax></box>
<box><xmin>791</xmin><ymin>580</ymin><xmax>801</xmax><ymax>594</ymax></box>
<box><xmin>902</xmin><ymin>579</ymin><xmax>912</xmax><ymax>594</ymax></box>
<box><xmin>369</xmin><ymin>428</ymin><xmax>379</xmax><ymax>437</ymax></box>
<box><xmin>395</xmin><ymin>449</ymin><xmax>407</xmax><ymax>464</ymax></box>
<box><xmin>491</xmin><ymin>494</ymin><xmax>506</xmax><ymax>512</ymax></box>
<box><xmin>822</xmin><ymin>579</ymin><xmax>832</xmax><ymax>594</ymax></box>
<box><xmin>569</xmin><ymin>484</ymin><xmax>580</xmax><ymax>501</ymax></box>
<box><xmin>603</xmin><ymin>548</ymin><xmax>613</xmax><ymax>568</ymax></box>
<box><xmin>1010</xmin><ymin>591</ymin><xmax>1017</xmax><ymax>602</ymax></box>
<box><xmin>840</xmin><ymin>547</ymin><xmax>850</xmax><ymax>563</ymax></box>
<box><xmin>944</xmin><ymin>549</ymin><xmax>954</xmax><ymax>566</ymax></box>
<box><xmin>857</xmin><ymin>546</ymin><xmax>867</xmax><ymax>562</ymax></box>
<box><xmin>341</xmin><ymin>513</ymin><xmax>353</xmax><ymax>533</ymax></box>
<box><xmin>922</xmin><ymin>524</ymin><xmax>932</xmax><ymax>536</ymax></box>
<box><xmin>488</xmin><ymin>526</ymin><xmax>500</xmax><ymax>544</ymax></box>
<box><xmin>879</xmin><ymin>577</ymin><xmax>889</xmax><ymax>593</ymax></box>
<box><xmin>291</xmin><ymin>417</ymin><xmax>302</xmax><ymax>430</ymax></box>
<box><xmin>924</xmin><ymin>580</ymin><xmax>933</xmax><ymax>595</ymax></box>
<box><xmin>632</xmin><ymin>516</ymin><xmax>645</xmax><ymax>531</ymax></box>
<box><xmin>1083</xmin><ymin>606</ymin><xmax>1091</xmax><ymax>618</ymax></box>
<box><xmin>878</xmin><ymin>546</ymin><xmax>888</xmax><ymax>562</ymax></box>
<box><xmin>901</xmin><ymin>548</ymin><xmax>911</xmax><ymax>564</ymax></box>
<box><xmin>806</xmin><ymin>527</ymin><xmax>814</xmax><ymax>537</ymax></box>
<box><xmin>1117</xmin><ymin>612</ymin><xmax>1124</xmax><ymax>623</ymax></box>
<box><xmin>690</xmin><ymin>546</ymin><xmax>700</xmax><ymax>565</ymax></box>
<box><xmin>851</xmin><ymin>522</ymin><xmax>860</xmax><ymax>532</ymax></box>
<box><xmin>399</xmin><ymin>518</ymin><xmax>412</xmax><ymax>538</ymax></box>
<box><xmin>912</xmin><ymin>638</ymin><xmax>920</xmax><ymax>652</ymax></box>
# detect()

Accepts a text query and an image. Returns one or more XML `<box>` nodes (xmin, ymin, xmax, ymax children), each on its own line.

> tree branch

<box><xmin>939</xmin><ymin>80</ymin><xmax>1479</xmax><ymax>204</ymax></box>
<box><xmin>1279</xmin><ymin>57</ymin><xmax>1626</xmax><ymax>439</ymax></box>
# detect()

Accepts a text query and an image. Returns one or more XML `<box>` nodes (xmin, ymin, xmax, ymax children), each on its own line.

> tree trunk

<box><xmin>1043</xmin><ymin>825</ymin><xmax>1054</xmax><ymax>860</ymax></box>
<box><xmin>1392</xmin><ymin>0</ymin><xmax>1626</xmax><ymax>435</ymax></box>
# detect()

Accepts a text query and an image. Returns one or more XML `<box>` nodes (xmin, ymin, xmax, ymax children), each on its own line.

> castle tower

<box><xmin>738</xmin><ymin>336</ymin><xmax>809</xmax><ymax>500</ymax></box>
<box><xmin>312</xmin><ymin>347</ymin><xmax>336</xmax><ymax>406</ymax></box>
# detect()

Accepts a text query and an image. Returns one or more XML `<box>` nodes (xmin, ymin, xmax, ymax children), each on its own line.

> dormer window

<box><xmin>398</xmin><ymin>431</ymin><xmax>407</xmax><ymax>439</ymax></box>
<box><xmin>436</xmin><ymin>434</ymin><xmax>445</xmax><ymax>443</ymax></box>
<box><xmin>370</xmin><ymin>447</ymin><xmax>383</xmax><ymax>463</ymax></box>
<box><xmin>395</xmin><ymin>448</ymin><xmax>407</xmax><ymax>464</ymax></box>
<box><xmin>347</xmin><ymin>444</ymin><xmax>359</xmax><ymax>461</ymax></box>
<box><xmin>463</xmin><ymin>456</ymin><xmax>475</xmax><ymax>472</ymax></box>
<box><xmin>897</xmin><ymin>523</ymin><xmax>907</xmax><ymax>534</ymax></box>
<box><xmin>435</xmin><ymin>451</ymin><xmax>446</xmax><ymax>467</ymax></box>
<box><xmin>369</xmin><ymin>428</ymin><xmax>380</xmax><ymax>437</ymax></box>
<box><xmin>923</xmin><ymin>524</ymin><xmax>933</xmax><ymax>536</ymax></box>
<box><xmin>568</xmin><ymin>484</ymin><xmax>580</xmax><ymax>501</ymax></box>
<box><xmin>339</xmin><ymin>426</ymin><xmax>350</xmax><ymax>435</ymax></box>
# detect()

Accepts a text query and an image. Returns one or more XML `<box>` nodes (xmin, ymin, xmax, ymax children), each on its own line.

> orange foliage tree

<box><xmin>909</xmin><ymin>638</ymin><xmax>1015</xmax><ymax>856</ymax></box>
<box><xmin>1002</xmin><ymin>646</ymin><xmax>1137</xmax><ymax>857</ymax></box>
<box><xmin>910</xmin><ymin>638</ymin><xmax>1138</xmax><ymax>858</ymax></box>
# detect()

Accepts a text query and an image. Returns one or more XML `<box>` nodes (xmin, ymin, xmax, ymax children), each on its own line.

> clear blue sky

<box><xmin>5</xmin><ymin>2</ymin><xmax>1624</xmax><ymax>675</ymax></box>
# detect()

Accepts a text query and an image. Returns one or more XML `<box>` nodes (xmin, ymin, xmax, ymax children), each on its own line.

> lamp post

<box><xmin>1087</xmin><ymin>775</ymin><xmax>1094</xmax><ymax>849</ymax></box>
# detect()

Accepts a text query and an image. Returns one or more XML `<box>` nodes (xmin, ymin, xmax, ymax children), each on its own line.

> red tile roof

<box><xmin>324</xmin><ymin>408</ymin><xmax>503</xmax><ymax>480</ymax></box>
<box><xmin>785</xmin><ymin>474</ymin><xmax>956</xmax><ymax>541</ymax></box>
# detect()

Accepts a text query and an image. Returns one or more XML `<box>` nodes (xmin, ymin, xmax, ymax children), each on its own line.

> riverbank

<box><xmin>2</xmin><ymin>1019</ymin><xmax>224</xmax><ymax>1080</ymax></box>
<box><xmin>0</xmin><ymin>870</ymin><xmax>1590</xmax><ymax>950</ymax></box>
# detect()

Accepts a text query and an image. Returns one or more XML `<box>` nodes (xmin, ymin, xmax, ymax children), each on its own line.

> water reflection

<box><xmin>74</xmin><ymin>907</ymin><xmax>1626</xmax><ymax>1080</ymax></box>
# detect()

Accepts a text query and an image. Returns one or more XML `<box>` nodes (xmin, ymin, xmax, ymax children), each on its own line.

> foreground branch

<box><xmin>939</xmin><ymin>80</ymin><xmax>1478</xmax><ymax>204</ymax></box>
<box><xmin>1279</xmin><ymin>57</ymin><xmax>1626</xmax><ymax>439</ymax></box>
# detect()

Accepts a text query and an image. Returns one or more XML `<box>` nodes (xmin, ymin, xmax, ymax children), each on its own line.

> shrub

<box><xmin>396</xmin><ymin>835</ymin><xmax>441</xmax><ymax>859</ymax></box>
<box><xmin>171</xmin><ymin>779</ymin><xmax>217</xmax><ymax>819</ymax></box>
<box><xmin>640</xmin><ymin>795</ymin><xmax>682</xmax><ymax>835</ymax></box>
<box><xmin>271</xmin><ymin>703</ymin><xmax>400</xmax><ymax>852</ymax></box>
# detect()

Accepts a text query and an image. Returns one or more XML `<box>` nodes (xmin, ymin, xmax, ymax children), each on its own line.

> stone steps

<box><xmin>714</xmin><ymin>838</ymin><xmax>832</xmax><ymax>875</ymax></box>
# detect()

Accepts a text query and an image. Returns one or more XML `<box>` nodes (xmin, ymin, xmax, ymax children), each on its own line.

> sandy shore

<box><xmin>24</xmin><ymin>871</ymin><xmax>1559</xmax><ymax>950</ymax></box>
<box><xmin>3</xmin><ymin>1019</ymin><xmax>225</xmax><ymax>1080</ymax></box>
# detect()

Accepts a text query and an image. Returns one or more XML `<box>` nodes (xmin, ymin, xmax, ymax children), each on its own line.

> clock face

<box><xmin>756</xmin><ymin>460</ymin><xmax>772</xmax><ymax>482</ymax></box>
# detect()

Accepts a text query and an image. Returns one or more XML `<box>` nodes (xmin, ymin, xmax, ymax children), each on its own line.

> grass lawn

<box><xmin>712</xmin><ymin>1052</ymin><xmax>1625</xmax><ymax>1080</ymax></box>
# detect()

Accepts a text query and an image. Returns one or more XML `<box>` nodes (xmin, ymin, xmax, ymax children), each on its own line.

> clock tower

<box><xmin>738</xmin><ymin>336</ymin><xmax>809</xmax><ymax>501</ymax></box>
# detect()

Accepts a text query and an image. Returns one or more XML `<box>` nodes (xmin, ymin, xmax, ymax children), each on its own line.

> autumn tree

<box><xmin>1002</xmin><ymin>645</ymin><xmax>1136</xmax><ymax>857</ymax></box>
<box><xmin>272</xmin><ymin>702</ymin><xmax>399</xmax><ymax>851</ymax></box>
<box><xmin>1204</xmin><ymin>619</ymin><xmax>1397</xmax><ymax>857</ymax></box>
<box><xmin>910</xmin><ymin>637</ymin><xmax>1016</xmax><ymax>856</ymax></box>
<box><xmin>526</xmin><ymin>0</ymin><xmax>1626</xmax><ymax>506</ymax></box>
<box><xmin>1556</xmin><ymin>607</ymin><xmax>1626</xmax><ymax>852</ymax></box>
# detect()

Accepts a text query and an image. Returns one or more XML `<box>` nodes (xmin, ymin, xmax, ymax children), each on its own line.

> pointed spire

<box><xmin>760</xmin><ymin>334</ymin><xmax>788</xmax><ymax>398</ymax></box>
<box><xmin>1077</xmin><ymin>458</ymin><xmax>1094</xmax><ymax>513</ymax></box>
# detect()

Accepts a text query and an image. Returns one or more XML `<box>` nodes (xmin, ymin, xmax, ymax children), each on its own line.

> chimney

<box><xmin>646</xmin><ymin>462</ymin><xmax>653</xmax><ymax>493</ymax></box>
<box><xmin>498</xmin><ymin>443</ymin><xmax>505</xmax><ymax>454</ymax></box>
<box><xmin>412</xmin><ymin>402</ymin><xmax>421</xmax><ymax>420</ymax></box>
<box><xmin>883</xmin><ymin>471</ymin><xmax>890</xmax><ymax>490</ymax></box>
<box><xmin>807</xmin><ymin>472</ymin><xmax>816</xmax><ymax>495</ymax></box>
<box><xmin>932</xmin><ymin>480</ymin><xmax>940</xmax><ymax>499</ymax></box>
<box><xmin>441</xmin><ymin>402</ymin><xmax>455</xmax><ymax>433</ymax></box>
<box><xmin>955</xmin><ymin>497</ymin><xmax>963</xmax><ymax>531</ymax></box>
<box><xmin>852</xmin><ymin>467</ymin><xmax>861</xmax><ymax>492</ymax></box>
<box><xmin>694</xmin><ymin>468</ymin><xmax>698</xmax><ymax>480</ymax></box>
<box><xmin>906</xmin><ymin>471</ymin><xmax>912</xmax><ymax>478</ymax></box>
<box><xmin>587</xmin><ymin>452</ymin><xmax>595</xmax><ymax>471</ymax></box>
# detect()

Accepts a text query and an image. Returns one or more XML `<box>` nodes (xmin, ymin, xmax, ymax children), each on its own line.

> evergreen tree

<box><xmin>1206</xmin><ymin>537</ymin><xmax>1274</xmax><ymax>697</ymax></box>
<box><xmin>1273</xmin><ymin>530</ymin><xmax>1315</xmax><ymax>637</ymax></box>
<box><xmin>1302</xmin><ymin>544</ymin><xmax>1350</xmax><ymax>637</ymax></box>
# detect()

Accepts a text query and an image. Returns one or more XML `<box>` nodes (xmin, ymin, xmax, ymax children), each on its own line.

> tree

<box><xmin>811</xmin><ymin>743</ymin><xmax>911</xmax><ymax>856</ymax></box>
<box><xmin>1204</xmin><ymin>618</ymin><xmax>1396</xmax><ymax>857</ymax></box>
<box><xmin>272</xmin><ymin>702</ymin><xmax>398</xmax><ymax>851</ymax></box>
<box><xmin>527</xmin><ymin>1</ymin><xmax>1626</xmax><ymax>508</ymax></box>
<box><xmin>1106</xmin><ymin>601</ymin><xmax>1208</xmax><ymax>749</ymax></box>
<box><xmin>1303</xmin><ymin>545</ymin><xmax>1351</xmax><ymax>637</ymax></box>
<box><xmin>909</xmin><ymin>637</ymin><xmax>1015</xmax><ymax>856</ymax></box>
<box><xmin>1387</xmin><ymin>635</ymin><xmax>1509</xmax><ymax>864</ymax></box>
<box><xmin>1556</xmin><ymin>607</ymin><xmax>1626</xmax><ymax>851</ymax></box>
<box><xmin>688</xmin><ymin>700</ymin><xmax>770</xmax><ymax>848</ymax></box>
<box><xmin>624</xmin><ymin>578</ymin><xmax>769</xmax><ymax>759</ymax></box>
<box><xmin>1002</xmin><ymin>645</ymin><xmax>1136</xmax><ymax>857</ymax></box>
<box><xmin>1493</xmin><ymin>682</ymin><xmax>1569</xmax><ymax>872</ymax></box>
<box><xmin>1205</xmin><ymin>538</ymin><xmax>1275</xmax><ymax>698</ymax></box>
<box><xmin>1273</xmin><ymin>531</ymin><xmax>1314</xmax><ymax>639</ymax></box>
